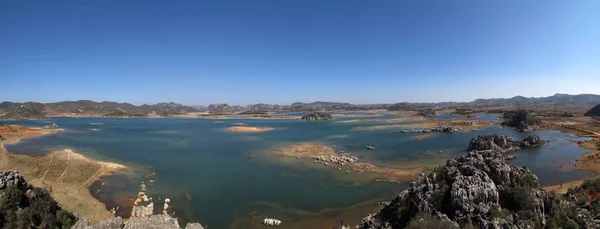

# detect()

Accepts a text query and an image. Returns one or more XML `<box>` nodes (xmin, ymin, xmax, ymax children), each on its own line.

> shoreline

<box><xmin>541</xmin><ymin>118</ymin><xmax>600</xmax><ymax>194</ymax></box>
<box><xmin>0</xmin><ymin>124</ymin><xmax>126</xmax><ymax>222</ymax></box>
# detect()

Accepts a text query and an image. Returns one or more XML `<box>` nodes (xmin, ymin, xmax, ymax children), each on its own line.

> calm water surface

<box><xmin>4</xmin><ymin>113</ymin><xmax>595</xmax><ymax>228</ymax></box>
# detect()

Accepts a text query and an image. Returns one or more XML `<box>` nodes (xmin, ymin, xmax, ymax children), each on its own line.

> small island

<box><xmin>225</xmin><ymin>126</ymin><xmax>274</xmax><ymax>133</ymax></box>
<box><xmin>300</xmin><ymin>111</ymin><xmax>334</xmax><ymax>121</ymax></box>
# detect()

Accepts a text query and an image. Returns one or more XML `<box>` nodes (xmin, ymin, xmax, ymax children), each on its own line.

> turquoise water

<box><xmin>4</xmin><ymin>114</ymin><xmax>596</xmax><ymax>228</ymax></box>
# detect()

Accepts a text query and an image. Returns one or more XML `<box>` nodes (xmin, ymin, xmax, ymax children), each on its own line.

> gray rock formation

<box><xmin>71</xmin><ymin>215</ymin><xmax>204</xmax><ymax>229</ymax></box>
<box><xmin>0</xmin><ymin>170</ymin><xmax>29</xmax><ymax>191</ymax></box>
<box><xmin>467</xmin><ymin>134</ymin><xmax>545</xmax><ymax>152</ymax></box>
<box><xmin>301</xmin><ymin>111</ymin><xmax>334</xmax><ymax>120</ymax></box>
<box><xmin>71</xmin><ymin>217</ymin><xmax>124</xmax><ymax>229</ymax></box>
<box><xmin>358</xmin><ymin>147</ymin><xmax>594</xmax><ymax>229</ymax></box>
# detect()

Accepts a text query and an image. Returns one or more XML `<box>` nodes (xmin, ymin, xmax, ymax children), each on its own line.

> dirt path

<box><xmin>56</xmin><ymin>150</ymin><xmax>71</xmax><ymax>182</ymax></box>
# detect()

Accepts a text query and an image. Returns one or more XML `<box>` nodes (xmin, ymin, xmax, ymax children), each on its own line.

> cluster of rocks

<box><xmin>416</xmin><ymin>109</ymin><xmax>437</xmax><ymax>117</ymax></box>
<box><xmin>300</xmin><ymin>111</ymin><xmax>334</xmax><ymax>120</ymax></box>
<box><xmin>131</xmin><ymin>182</ymin><xmax>154</xmax><ymax>217</ymax></box>
<box><xmin>400</xmin><ymin>126</ymin><xmax>458</xmax><ymax>133</ymax></box>
<box><xmin>358</xmin><ymin>134</ymin><xmax>592</xmax><ymax>229</ymax></box>
<box><xmin>468</xmin><ymin>134</ymin><xmax>545</xmax><ymax>152</ymax></box>
<box><xmin>74</xmin><ymin>181</ymin><xmax>204</xmax><ymax>229</ymax></box>
<box><xmin>501</xmin><ymin>110</ymin><xmax>543</xmax><ymax>132</ymax></box>
<box><xmin>0</xmin><ymin>170</ymin><xmax>29</xmax><ymax>191</ymax></box>
<box><xmin>263</xmin><ymin>218</ymin><xmax>282</xmax><ymax>226</ymax></box>
<box><xmin>312</xmin><ymin>154</ymin><xmax>358</xmax><ymax>166</ymax></box>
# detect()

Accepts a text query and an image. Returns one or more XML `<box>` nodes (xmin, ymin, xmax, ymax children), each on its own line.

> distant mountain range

<box><xmin>1</xmin><ymin>93</ymin><xmax>599</xmax><ymax>120</ymax></box>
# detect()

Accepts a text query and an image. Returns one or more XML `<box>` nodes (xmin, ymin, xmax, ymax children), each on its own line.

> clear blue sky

<box><xmin>1</xmin><ymin>0</ymin><xmax>599</xmax><ymax>105</ymax></box>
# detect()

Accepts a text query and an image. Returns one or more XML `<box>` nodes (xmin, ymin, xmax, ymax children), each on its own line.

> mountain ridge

<box><xmin>2</xmin><ymin>93</ymin><xmax>599</xmax><ymax>120</ymax></box>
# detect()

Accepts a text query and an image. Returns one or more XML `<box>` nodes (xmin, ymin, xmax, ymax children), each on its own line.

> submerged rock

<box><xmin>301</xmin><ymin>111</ymin><xmax>334</xmax><ymax>120</ymax></box>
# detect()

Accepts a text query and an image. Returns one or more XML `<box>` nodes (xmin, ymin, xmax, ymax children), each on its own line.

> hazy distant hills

<box><xmin>1</xmin><ymin>93</ymin><xmax>599</xmax><ymax>120</ymax></box>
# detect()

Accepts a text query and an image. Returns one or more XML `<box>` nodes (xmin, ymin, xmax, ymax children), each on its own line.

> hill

<box><xmin>0</xmin><ymin>102</ymin><xmax>48</xmax><ymax>120</ymax></box>
<box><xmin>584</xmin><ymin>104</ymin><xmax>600</xmax><ymax>117</ymax></box>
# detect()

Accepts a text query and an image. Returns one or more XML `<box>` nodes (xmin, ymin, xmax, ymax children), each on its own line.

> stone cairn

<box><xmin>131</xmin><ymin>181</ymin><xmax>175</xmax><ymax>218</ymax></box>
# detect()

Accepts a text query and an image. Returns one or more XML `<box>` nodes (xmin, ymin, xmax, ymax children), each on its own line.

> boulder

<box><xmin>0</xmin><ymin>170</ymin><xmax>28</xmax><ymax>191</ymax></box>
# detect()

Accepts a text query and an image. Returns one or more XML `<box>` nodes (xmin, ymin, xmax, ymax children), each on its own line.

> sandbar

<box><xmin>268</xmin><ymin>142</ymin><xmax>424</xmax><ymax>183</ymax></box>
<box><xmin>412</xmin><ymin>134</ymin><xmax>432</xmax><ymax>140</ymax></box>
<box><xmin>353</xmin><ymin>119</ymin><xmax>493</xmax><ymax>131</ymax></box>
<box><xmin>226</xmin><ymin>126</ymin><xmax>275</xmax><ymax>133</ymax></box>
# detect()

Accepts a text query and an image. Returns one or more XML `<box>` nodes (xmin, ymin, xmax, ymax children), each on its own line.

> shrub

<box><xmin>0</xmin><ymin>186</ymin><xmax>28</xmax><ymax>211</ymax></box>
<box><xmin>17</xmin><ymin>207</ymin><xmax>34</xmax><ymax>229</ymax></box>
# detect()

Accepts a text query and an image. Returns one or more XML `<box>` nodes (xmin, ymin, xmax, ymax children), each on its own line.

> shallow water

<box><xmin>4</xmin><ymin>115</ymin><xmax>595</xmax><ymax>228</ymax></box>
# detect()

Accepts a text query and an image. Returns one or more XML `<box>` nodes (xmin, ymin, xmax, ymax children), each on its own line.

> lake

<box><xmin>4</xmin><ymin>113</ymin><xmax>596</xmax><ymax>228</ymax></box>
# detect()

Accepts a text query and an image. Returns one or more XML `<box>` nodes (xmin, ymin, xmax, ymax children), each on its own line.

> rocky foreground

<box><xmin>358</xmin><ymin>134</ymin><xmax>596</xmax><ymax>229</ymax></box>
<box><xmin>0</xmin><ymin>170</ymin><xmax>204</xmax><ymax>229</ymax></box>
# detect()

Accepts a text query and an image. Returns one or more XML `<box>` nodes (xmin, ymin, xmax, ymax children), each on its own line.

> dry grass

<box><xmin>0</xmin><ymin>125</ymin><xmax>125</xmax><ymax>222</ymax></box>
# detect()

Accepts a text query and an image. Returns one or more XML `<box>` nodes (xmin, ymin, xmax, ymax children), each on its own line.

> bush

<box><xmin>0</xmin><ymin>186</ymin><xmax>76</xmax><ymax>229</ymax></box>
<box><xmin>0</xmin><ymin>186</ymin><xmax>28</xmax><ymax>211</ymax></box>
<box><xmin>17</xmin><ymin>207</ymin><xmax>34</xmax><ymax>229</ymax></box>
<box><xmin>501</xmin><ymin>185</ymin><xmax>535</xmax><ymax>212</ymax></box>
<box><xmin>56</xmin><ymin>210</ymin><xmax>76</xmax><ymax>228</ymax></box>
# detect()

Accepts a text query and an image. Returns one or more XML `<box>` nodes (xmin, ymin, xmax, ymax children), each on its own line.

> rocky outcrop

<box><xmin>71</xmin><ymin>215</ymin><xmax>204</xmax><ymax>229</ymax></box>
<box><xmin>501</xmin><ymin>110</ymin><xmax>542</xmax><ymax>132</ymax></box>
<box><xmin>467</xmin><ymin>134</ymin><xmax>545</xmax><ymax>152</ymax></box>
<box><xmin>301</xmin><ymin>111</ymin><xmax>334</xmax><ymax>121</ymax></box>
<box><xmin>584</xmin><ymin>104</ymin><xmax>600</xmax><ymax>117</ymax></box>
<box><xmin>358</xmin><ymin>146</ymin><xmax>593</xmax><ymax>229</ymax></box>
<box><xmin>416</xmin><ymin>109</ymin><xmax>437</xmax><ymax>117</ymax></box>
<box><xmin>0</xmin><ymin>170</ymin><xmax>29</xmax><ymax>191</ymax></box>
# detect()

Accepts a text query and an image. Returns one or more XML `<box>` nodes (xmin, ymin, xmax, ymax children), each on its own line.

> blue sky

<box><xmin>1</xmin><ymin>0</ymin><xmax>599</xmax><ymax>105</ymax></box>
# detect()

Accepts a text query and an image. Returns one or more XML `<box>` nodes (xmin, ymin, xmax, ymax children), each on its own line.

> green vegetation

<box><xmin>451</xmin><ymin>108</ymin><xmax>479</xmax><ymax>115</ymax></box>
<box><xmin>0</xmin><ymin>186</ymin><xmax>76</xmax><ymax>229</ymax></box>
<box><xmin>102</xmin><ymin>110</ymin><xmax>145</xmax><ymax>117</ymax></box>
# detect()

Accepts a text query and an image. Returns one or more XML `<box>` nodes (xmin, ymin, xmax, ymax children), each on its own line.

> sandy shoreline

<box><xmin>0</xmin><ymin>124</ymin><xmax>126</xmax><ymax>222</ymax></box>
